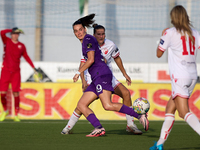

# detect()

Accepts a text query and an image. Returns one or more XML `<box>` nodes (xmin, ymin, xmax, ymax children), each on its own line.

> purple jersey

<box><xmin>82</xmin><ymin>34</ymin><xmax>112</xmax><ymax>80</ymax></box>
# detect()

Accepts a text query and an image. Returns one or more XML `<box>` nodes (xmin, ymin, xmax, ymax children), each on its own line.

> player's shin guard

<box><xmin>157</xmin><ymin>113</ymin><xmax>175</xmax><ymax>146</ymax></box>
<box><xmin>184</xmin><ymin>112</ymin><xmax>200</xmax><ymax>135</ymax></box>
<box><xmin>0</xmin><ymin>93</ymin><xmax>7</xmax><ymax>111</ymax></box>
<box><xmin>119</xmin><ymin>104</ymin><xmax>139</xmax><ymax>118</ymax></box>
<box><xmin>14</xmin><ymin>96</ymin><xmax>20</xmax><ymax>116</ymax></box>
<box><xmin>65</xmin><ymin>111</ymin><xmax>81</xmax><ymax>130</ymax></box>
<box><xmin>86</xmin><ymin>113</ymin><xmax>102</xmax><ymax>129</ymax></box>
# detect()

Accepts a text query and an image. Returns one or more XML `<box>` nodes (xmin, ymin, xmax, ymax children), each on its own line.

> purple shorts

<box><xmin>85</xmin><ymin>74</ymin><xmax>114</xmax><ymax>96</ymax></box>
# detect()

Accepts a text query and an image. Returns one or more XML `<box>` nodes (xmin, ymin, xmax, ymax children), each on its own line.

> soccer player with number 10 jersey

<box><xmin>150</xmin><ymin>5</ymin><xmax>200</xmax><ymax>150</ymax></box>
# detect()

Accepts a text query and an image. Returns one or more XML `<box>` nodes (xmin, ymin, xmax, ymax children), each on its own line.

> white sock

<box><xmin>157</xmin><ymin>113</ymin><xmax>175</xmax><ymax>146</ymax></box>
<box><xmin>64</xmin><ymin>111</ymin><xmax>81</xmax><ymax>130</ymax></box>
<box><xmin>184</xmin><ymin>112</ymin><xmax>200</xmax><ymax>135</ymax></box>
<box><xmin>126</xmin><ymin>106</ymin><xmax>135</xmax><ymax>126</ymax></box>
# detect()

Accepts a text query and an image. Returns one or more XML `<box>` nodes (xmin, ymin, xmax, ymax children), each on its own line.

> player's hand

<box><xmin>82</xmin><ymin>80</ymin><xmax>88</xmax><ymax>92</ymax></box>
<box><xmin>34</xmin><ymin>68</ymin><xmax>38</xmax><ymax>73</ymax></box>
<box><xmin>73</xmin><ymin>74</ymin><xmax>79</xmax><ymax>82</ymax></box>
<box><xmin>124</xmin><ymin>74</ymin><xmax>132</xmax><ymax>86</ymax></box>
<box><xmin>33</xmin><ymin>68</ymin><xmax>40</xmax><ymax>82</ymax></box>
<box><xmin>162</xmin><ymin>28</ymin><xmax>169</xmax><ymax>36</ymax></box>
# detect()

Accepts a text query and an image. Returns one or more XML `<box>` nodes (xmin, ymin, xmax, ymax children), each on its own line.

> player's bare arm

<box><xmin>157</xmin><ymin>28</ymin><xmax>168</xmax><ymax>58</ymax></box>
<box><xmin>79</xmin><ymin>61</ymin><xmax>88</xmax><ymax>91</ymax></box>
<box><xmin>114</xmin><ymin>56</ymin><xmax>131</xmax><ymax>85</ymax></box>
<box><xmin>157</xmin><ymin>46</ymin><xmax>164</xmax><ymax>58</ymax></box>
<box><xmin>73</xmin><ymin>51</ymin><xmax>95</xmax><ymax>82</ymax></box>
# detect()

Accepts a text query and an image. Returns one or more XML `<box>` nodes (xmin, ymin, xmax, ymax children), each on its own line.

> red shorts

<box><xmin>0</xmin><ymin>69</ymin><xmax>21</xmax><ymax>92</ymax></box>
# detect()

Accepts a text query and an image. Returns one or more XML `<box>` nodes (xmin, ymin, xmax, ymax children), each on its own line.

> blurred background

<box><xmin>0</xmin><ymin>0</ymin><xmax>200</xmax><ymax>63</ymax></box>
<box><xmin>0</xmin><ymin>0</ymin><xmax>200</xmax><ymax>120</ymax></box>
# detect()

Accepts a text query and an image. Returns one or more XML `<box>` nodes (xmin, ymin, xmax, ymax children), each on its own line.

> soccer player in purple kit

<box><xmin>67</xmin><ymin>14</ymin><xmax>149</xmax><ymax>137</ymax></box>
<box><xmin>62</xmin><ymin>24</ymin><xmax>142</xmax><ymax>135</ymax></box>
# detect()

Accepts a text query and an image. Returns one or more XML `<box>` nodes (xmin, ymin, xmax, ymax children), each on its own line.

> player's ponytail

<box><xmin>170</xmin><ymin>5</ymin><xmax>194</xmax><ymax>45</ymax></box>
<box><xmin>92</xmin><ymin>23</ymin><xmax>105</xmax><ymax>34</ymax></box>
<box><xmin>73</xmin><ymin>14</ymin><xmax>95</xmax><ymax>28</ymax></box>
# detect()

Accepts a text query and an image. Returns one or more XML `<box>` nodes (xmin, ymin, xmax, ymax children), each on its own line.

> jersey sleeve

<box><xmin>0</xmin><ymin>29</ymin><xmax>12</xmax><ymax>44</ymax></box>
<box><xmin>111</xmin><ymin>44</ymin><xmax>120</xmax><ymax>58</ymax></box>
<box><xmin>22</xmin><ymin>44</ymin><xmax>35</xmax><ymax>69</ymax></box>
<box><xmin>158</xmin><ymin>29</ymin><xmax>171</xmax><ymax>52</ymax></box>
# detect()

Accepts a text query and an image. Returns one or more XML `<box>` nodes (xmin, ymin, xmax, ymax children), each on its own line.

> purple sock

<box><xmin>86</xmin><ymin>113</ymin><xmax>102</xmax><ymax>129</ymax></box>
<box><xmin>119</xmin><ymin>105</ymin><xmax>139</xmax><ymax>119</ymax></box>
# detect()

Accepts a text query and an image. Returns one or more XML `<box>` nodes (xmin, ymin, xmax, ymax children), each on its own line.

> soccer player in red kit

<box><xmin>0</xmin><ymin>27</ymin><xmax>37</xmax><ymax>122</ymax></box>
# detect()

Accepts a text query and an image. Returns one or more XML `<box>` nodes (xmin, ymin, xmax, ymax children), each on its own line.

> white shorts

<box><xmin>85</xmin><ymin>74</ymin><xmax>120</xmax><ymax>89</ymax></box>
<box><xmin>171</xmin><ymin>78</ymin><xmax>197</xmax><ymax>99</ymax></box>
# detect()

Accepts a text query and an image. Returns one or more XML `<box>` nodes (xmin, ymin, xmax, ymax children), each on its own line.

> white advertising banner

<box><xmin>0</xmin><ymin>62</ymin><xmax>199</xmax><ymax>83</ymax></box>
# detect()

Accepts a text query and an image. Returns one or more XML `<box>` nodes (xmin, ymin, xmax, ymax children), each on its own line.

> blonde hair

<box><xmin>170</xmin><ymin>5</ymin><xmax>194</xmax><ymax>44</ymax></box>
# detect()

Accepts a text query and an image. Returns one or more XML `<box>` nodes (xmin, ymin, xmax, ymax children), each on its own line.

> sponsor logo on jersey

<box><xmin>160</xmin><ymin>39</ymin><xmax>164</xmax><ymax>45</ymax></box>
<box><xmin>87</xmin><ymin>43</ymin><xmax>92</xmax><ymax>48</ymax></box>
<box><xmin>103</xmin><ymin>48</ymin><xmax>108</xmax><ymax>54</ymax></box>
<box><xmin>18</xmin><ymin>45</ymin><xmax>22</xmax><ymax>49</ymax></box>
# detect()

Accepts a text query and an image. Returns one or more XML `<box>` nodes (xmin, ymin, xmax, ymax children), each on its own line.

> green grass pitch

<box><xmin>0</xmin><ymin>120</ymin><xmax>199</xmax><ymax>150</ymax></box>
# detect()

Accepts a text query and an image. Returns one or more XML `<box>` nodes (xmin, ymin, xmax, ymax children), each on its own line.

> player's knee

<box><xmin>178</xmin><ymin>112</ymin><xmax>187</xmax><ymax>119</ymax></box>
<box><xmin>121</xmin><ymin>89</ymin><xmax>131</xmax><ymax>99</ymax></box>
<box><xmin>103</xmin><ymin>103</ymin><xmax>113</xmax><ymax>111</ymax></box>
<box><xmin>76</xmin><ymin>103</ymin><xmax>82</xmax><ymax>112</ymax></box>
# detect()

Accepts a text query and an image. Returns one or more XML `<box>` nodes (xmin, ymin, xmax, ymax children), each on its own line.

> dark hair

<box><xmin>92</xmin><ymin>23</ymin><xmax>105</xmax><ymax>34</ymax></box>
<box><xmin>73</xmin><ymin>14</ymin><xmax>95</xmax><ymax>28</ymax></box>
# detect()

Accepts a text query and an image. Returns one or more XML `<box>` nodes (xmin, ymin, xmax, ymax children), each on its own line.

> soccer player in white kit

<box><xmin>61</xmin><ymin>24</ymin><xmax>143</xmax><ymax>135</ymax></box>
<box><xmin>150</xmin><ymin>5</ymin><xmax>200</xmax><ymax>150</ymax></box>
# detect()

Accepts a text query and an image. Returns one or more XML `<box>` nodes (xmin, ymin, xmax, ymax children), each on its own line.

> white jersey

<box><xmin>158</xmin><ymin>27</ymin><xmax>200</xmax><ymax>79</ymax></box>
<box><xmin>81</xmin><ymin>39</ymin><xmax>120</xmax><ymax>86</ymax></box>
<box><xmin>100</xmin><ymin>39</ymin><xmax>120</xmax><ymax>71</ymax></box>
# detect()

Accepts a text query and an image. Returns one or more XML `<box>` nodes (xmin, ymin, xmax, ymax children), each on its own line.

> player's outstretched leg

<box><xmin>86</xmin><ymin>113</ymin><xmax>105</xmax><ymax>137</ymax></box>
<box><xmin>126</xmin><ymin>111</ymin><xmax>142</xmax><ymax>134</ymax></box>
<box><xmin>119</xmin><ymin>105</ymin><xmax>149</xmax><ymax>131</ymax></box>
<box><xmin>149</xmin><ymin>113</ymin><xmax>175</xmax><ymax>150</ymax></box>
<box><xmin>61</xmin><ymin>110</ymin><xmax>81</xmax><ymax>134</ymax></box>
<box><xmin>184</xmin><ymin>112</ymin><xmax>200</xmax><ymax>135</ymax></box>
<box><xmin>138</xmin><ymin>113</ymin><xmax>149</xmax><ymax>131</ymax></box>
<box><xmin>114</xmin><ymin>84</ymin><xmax>143</xmax><ymax>134</ymax></box>
<box><xmin>86</xmin><ymin>127</ymin><xmax>106</xmax><ymax>137</ymax></box>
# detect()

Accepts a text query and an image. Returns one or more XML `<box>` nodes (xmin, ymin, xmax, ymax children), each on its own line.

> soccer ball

<box><xmin>133</xmin><ymin>97</ymin><xmax>150</xmax><ymax>115</ymax></box>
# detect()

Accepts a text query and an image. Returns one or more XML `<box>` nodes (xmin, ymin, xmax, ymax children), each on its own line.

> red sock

<box><xmin>1</xmin><ymin>93</ymin><xmax>7</xmax><ymax>111</ymax></box>
<box><xmin>14</xmin><ymin>96</ymin><xmax>20</xmax><ymax>116</ymax></box>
